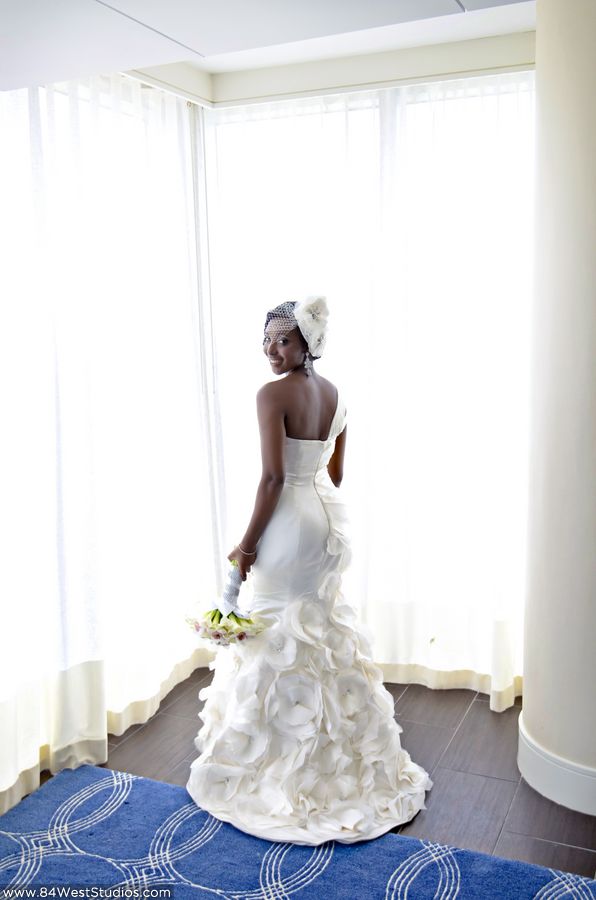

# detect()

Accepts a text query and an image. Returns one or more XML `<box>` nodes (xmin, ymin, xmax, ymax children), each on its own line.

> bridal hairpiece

<box><xmin>293</xmin><ymin>296</ymin><xmax>329</xmax><ymax>359</ymax></box>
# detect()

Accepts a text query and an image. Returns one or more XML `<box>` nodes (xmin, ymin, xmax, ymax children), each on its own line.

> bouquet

<box><xmin>186</xmin><ymin>560</ymin><xmax>265</xmax><ymax>646</ymax></box>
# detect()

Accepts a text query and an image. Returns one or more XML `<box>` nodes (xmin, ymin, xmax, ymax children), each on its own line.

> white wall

<box><xmin>518</xmin><ymin>0</ymin><xmax>596</xmax><ymax>815</ymax></box>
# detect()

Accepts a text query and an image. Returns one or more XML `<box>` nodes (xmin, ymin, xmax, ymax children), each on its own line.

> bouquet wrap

<box><xmin>219</xmin><ymin>563</ymin><xmax>242</xmax><ymax>616</ymax></box>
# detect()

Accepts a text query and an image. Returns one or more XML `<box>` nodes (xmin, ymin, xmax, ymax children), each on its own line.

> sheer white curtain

<box><xmin>205</xmin><ymin>71</ymin><xmax>535</xmax><ymax>712</ymax></box>
<box><xmin>0</xmin><ymin>69</ymin><xmax>535</xmax><ymax>815</ymax></box>
<box><xmin>0</xmin><ymin>75</ymin><xmax>224</xmax><ymax>813</ymax></box>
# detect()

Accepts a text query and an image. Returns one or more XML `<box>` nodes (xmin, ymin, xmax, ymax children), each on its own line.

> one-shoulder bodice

<box><xmin>283</xmin><ymin>392</ymin><xmax>346</xmax><ymax>486</ymax></box>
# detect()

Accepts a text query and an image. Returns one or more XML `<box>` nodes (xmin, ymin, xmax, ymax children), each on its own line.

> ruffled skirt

<box><xmin>186</xmin><ymin>474</ymin><xmax>432</xmax><ymax>845</ymax></box>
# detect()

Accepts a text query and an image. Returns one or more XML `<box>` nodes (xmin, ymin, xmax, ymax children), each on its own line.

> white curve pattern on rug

<box><xmin>1</xmin><ymin>768</ymin><xmax>595</xmax><ymax>898</ymax></box>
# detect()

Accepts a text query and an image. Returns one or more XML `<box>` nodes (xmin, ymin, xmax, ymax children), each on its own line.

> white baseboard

<box><xmin>518</xmin><ymin>713</ymin><xmax>596</xmax><ymax>815</ymax></box>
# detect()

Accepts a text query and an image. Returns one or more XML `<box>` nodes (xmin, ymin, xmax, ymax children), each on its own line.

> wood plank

<box><xmin>107</xmin><ymin>723</ymin><xmax>144</xmax><ymax>748</ymax></box>
<box><xmin>159</xmin><ymin>679</ymin><xmax>209</xmax><ymax>720</ymax></box>
<box><xmin>105</xmin><ymin>711</ymin><xmax>199</xmax><ymax>782</ymax></box>
<box><xmin>439</xmin><ymin>699</ymin><xmax>521</xmax><ymax>782</ymax></box>
<box><xmin>398</xmin><ymin>720</ymin><xmax>456</xmax><ymax>775</ymax></box>
<box><xmin>505</xmin><ymin>779</ymin><xmax>596</xmax><ymax>851</ymax></box>
<box><xmin>400</xmin><ymin>766</ymin><xmax>517</xmax><ymax>854</ymax></box>
<box><xmin>395</xmin><ymin>684</ymin><xmax>476</xmax><ymax>729</ymax></box>
<box><xmin>383</xmin><ymin>683</ymin><xmax>410</xmax><ymax>705</ymax></box>
<box><xmin>494</xmin><ymin>830</ymin><xmax>596</xmax><ymax>879</ymax></box>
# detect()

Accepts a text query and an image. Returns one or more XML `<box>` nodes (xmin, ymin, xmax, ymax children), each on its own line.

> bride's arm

<box><xmin>228</xmin><ymin>385</ymin><xmax>286</xmax><ymax>579</ymax></box>
<box><xmin>327</xmin><ymin>425</ymin><xmax>347</xmax><ymax>488</ymax></box>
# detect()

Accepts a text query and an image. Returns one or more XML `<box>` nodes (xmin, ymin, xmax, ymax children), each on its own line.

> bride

<box><xmin>186</xmin><ymin>297</ymin><xmax>432</xmax><ymax>845</ymax></box>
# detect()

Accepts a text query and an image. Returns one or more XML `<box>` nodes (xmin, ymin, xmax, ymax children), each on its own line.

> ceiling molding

<box><xmin>128</xmin><ymin>30</ymin><xmax>535</xmax><ymax>108</ymax></box>
<box><xmin>127</xmin><ymin>62</ymin><xmax>214</xmax><ymax>105</ymax></box>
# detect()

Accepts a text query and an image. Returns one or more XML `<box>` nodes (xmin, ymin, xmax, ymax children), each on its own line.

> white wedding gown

<box><xmin>186</xmin><ymin>392</ymin><xmax>432</xmax><ymax>844</ymax></box>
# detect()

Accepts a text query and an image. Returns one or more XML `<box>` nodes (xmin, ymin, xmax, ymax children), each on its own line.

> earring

<box><xmin>303</xmin><ymin>353</ymin><xmax>314</xmax><ymax>376</ymax></box>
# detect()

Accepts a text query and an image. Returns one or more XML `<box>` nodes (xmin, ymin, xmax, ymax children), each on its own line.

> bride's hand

<box><xmin>227</xmin><ymin>546</ymin><xmax>257</xmax><ymax>581</ymax></box>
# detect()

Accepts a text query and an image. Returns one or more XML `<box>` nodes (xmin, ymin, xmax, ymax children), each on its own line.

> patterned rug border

<box><xmin>0</xmin><ymin>765</ymin><xmax>594</xmax><ymax>899</ymax></box>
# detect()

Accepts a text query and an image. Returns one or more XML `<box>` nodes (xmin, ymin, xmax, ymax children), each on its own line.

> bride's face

<box><xmin>263</xmin><ymin>319</ymin><xmax>306</xmax><ymax>375</ymax></box>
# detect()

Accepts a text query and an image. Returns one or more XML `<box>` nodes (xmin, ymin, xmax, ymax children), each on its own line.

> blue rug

<box><xmin>0</xmin><ymin>765</ymin><xmax>594</xmax><ymax>899</ymax></box>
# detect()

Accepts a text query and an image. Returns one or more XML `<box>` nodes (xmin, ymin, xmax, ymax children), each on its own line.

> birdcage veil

<box><xmin>263</xmin><ymin>296</ymin><xmax>329</xmax><ymax>359</ymax></box>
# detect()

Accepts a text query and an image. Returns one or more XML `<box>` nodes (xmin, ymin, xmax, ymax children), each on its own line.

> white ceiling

<box><xmin>103</xmin><ymin>0</ymin><xmax>460</xmax><ymax>57</ymax></box>
<box><xmin>0</xmin><ymin>0</ymin><xmax>535</xmax><ymax>92</ymax></box>
<box><xmin>198</xmin><ymin>1</ymin><xmax>536</xmax><ymax>73</ymax></box>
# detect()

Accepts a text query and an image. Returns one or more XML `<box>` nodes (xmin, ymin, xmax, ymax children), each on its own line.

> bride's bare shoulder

<box><xmin>255</xmin><ymin>379</ymin><xmax>288</xmax><ymax>413</ymax></box>
<box><xmin>314</xmin><ymin>374</ymin><xmax>341</xmax><ymax>406</ymax></box>
<box><xmin>316</xmin><ymin>373</ymin><xmax>337</xmax><ymax>392</ymax></box>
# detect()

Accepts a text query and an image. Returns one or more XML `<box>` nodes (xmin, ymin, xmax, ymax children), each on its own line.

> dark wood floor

<box><xmin>43</xmin><ymin>667</ymin><xmax>596</xmax><ymax>879</ymax></box>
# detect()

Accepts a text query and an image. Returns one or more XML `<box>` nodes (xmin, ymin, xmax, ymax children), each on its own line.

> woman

<box><xmin>186</xmin><ymin>297</ymin><xmax>432</xmax><ymax>845</ymax></box>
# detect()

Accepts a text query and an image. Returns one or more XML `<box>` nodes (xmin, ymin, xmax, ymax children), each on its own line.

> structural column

<box><xmin>518</xmin><ymin>0</ymin><xmax>596</xmax><ymax>814</ymax></box>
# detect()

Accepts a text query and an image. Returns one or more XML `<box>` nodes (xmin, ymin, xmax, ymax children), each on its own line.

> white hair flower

<box><xmin>293</xmin><ymin>296</ymin><xmax>329</xmax><ymax>358</ymax></box>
